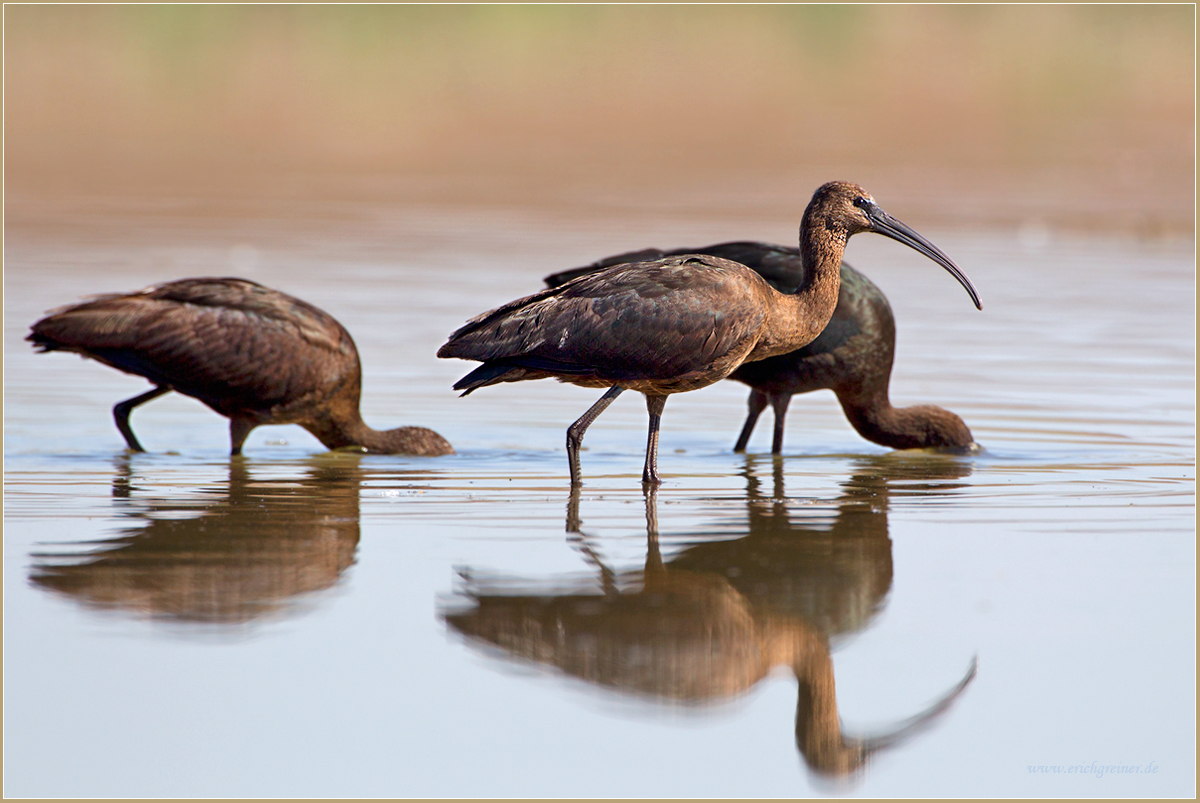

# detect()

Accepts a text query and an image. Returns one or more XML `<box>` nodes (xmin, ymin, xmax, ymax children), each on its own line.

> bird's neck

<box><xmin>750</xmin><ymin>211</ymin><xmax>848</xmax><ymax>361</ymax></box>
<box><xmin>303</xmin><ymin>408</ymin><xmax>454</xmax><ymax>456</ymax></box>
<box><xmin>302</xmin><ymin>409</ymin><xmax>372</xmax><ymax>450</ymax></box>
<box><xmin>759</xmin><ymin>617</ymin><xmax>863</xmax><ymax>776</ymax></box>
<box><xmin>796</xmin><ymin>203</ymin><xmax>850</xmax><ymax>300</ymax></box>
<box><xmin>839</xmin><ymin>396</ymin><xmax>975</xmax><ymax>450</ymax></box>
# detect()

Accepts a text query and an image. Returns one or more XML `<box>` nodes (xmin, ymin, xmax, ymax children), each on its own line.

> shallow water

<box><xmin>4</xmin><ymin>195</ymin><xmax>1195</xmax><ymax>797</ymax></box>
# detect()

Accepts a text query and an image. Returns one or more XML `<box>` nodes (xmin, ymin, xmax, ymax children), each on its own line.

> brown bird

<box><xmin>445</xmin><ymin>483</ymin><xmax>978</xmax><ymax>779</ymax></box>
<box><xmin>438</xmin><ymin>182</ymin><xmax>980</xmax><ymax>486</ymax></box>
<box><xmin>27</xmin><ymin>277</ymin><xmax>454</xmax><ymax>456</ymax></box>
<box><xmin>29</xmin><ymin>459</ymin><xmax>366</xmax><ymax>624</ymax></box>
<box><xmin>547</xmin><ymin>243</ymin><xmax>975</xmax><ymax>454</ymax></box>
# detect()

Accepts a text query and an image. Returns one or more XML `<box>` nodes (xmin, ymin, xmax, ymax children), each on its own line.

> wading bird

<box><xmin>438</xmin><ymin>182</ymin><xmax>980</xmax><ymax>486</ymax></box>
<box><xmin>28</xmin><ymin>277</ymin><xmax>454</xmax><ymax>456</ymax></box>
<box><xmin>547</xmin><ymin>243</ymin><xmax>975</xmax><ymax>454</ymax></box>
<box><xmin>445</xmin><ymin>481</ymin><xmax>978</xmax><ymax>779</ymax></box>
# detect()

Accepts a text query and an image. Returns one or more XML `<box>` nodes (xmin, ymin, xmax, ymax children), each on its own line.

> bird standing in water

<box><xmin>28</xmin><ymin>277</ymin><xmax>454</xmax><ymax>456</ymax></box>
<box><xmin>547</xmin><ymin>243</ymin><xmax>975</xmax><ymax>454</ymax></box>
<box><xmin>439</xmin><ymin>182</ymin><xmax>980</xmax><ymax>486</ymax></box>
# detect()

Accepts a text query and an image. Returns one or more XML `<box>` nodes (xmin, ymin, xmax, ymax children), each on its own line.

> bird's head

<box><xmin>805</xmin><ymin>181</ymin><xmax>982</xmax><ymax>311</ymax></box>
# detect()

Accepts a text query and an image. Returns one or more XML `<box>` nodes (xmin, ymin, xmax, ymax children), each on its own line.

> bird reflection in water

<box><xmin>442</xmin><ymin>458</ymin><xmax>977</xmax><ymax>780</ymax></box>
<box><xmin>28</xmin><ymin>455</ymin><xmax>374</xmax><ymax>627</ymax></box>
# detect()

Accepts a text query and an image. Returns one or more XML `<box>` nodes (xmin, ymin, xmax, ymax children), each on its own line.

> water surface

<box><xmin>4</xmin><ymin>196</ymin><xmax>1194</xmax><ymax>797</ymax></box>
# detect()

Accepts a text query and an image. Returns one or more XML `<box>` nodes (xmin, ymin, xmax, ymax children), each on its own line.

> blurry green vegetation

<box><xmin>17</xmin><ymin>4</ymin><xmax>1186</xmax><ymax>94</ymax></box>
<box><xmin>5</xmin><ymin>3</ymin><xmax>1194</xmax><ymax>215</ymax></box>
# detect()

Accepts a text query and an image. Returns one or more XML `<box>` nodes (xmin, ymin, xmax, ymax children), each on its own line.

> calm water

<box><xmin>4</xmin><ymin>194</ymin><xmax>1195</xmax><ymax>797</ymax></box>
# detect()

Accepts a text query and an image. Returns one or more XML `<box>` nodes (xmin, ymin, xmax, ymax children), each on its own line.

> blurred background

<box><xmin>5</xmin><ymin>4</ymin><xmax>1194</xmax><ymax>235</ymax></box>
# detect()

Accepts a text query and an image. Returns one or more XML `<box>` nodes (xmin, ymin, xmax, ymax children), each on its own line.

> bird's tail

<box><xmin>26</xmin><ymin>330</ymin><xmax>66</xmax><ymax>353</ymax></box>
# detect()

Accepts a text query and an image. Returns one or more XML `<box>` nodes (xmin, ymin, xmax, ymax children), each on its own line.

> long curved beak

<box><xmin>795</xmin><ymin>655</ymin><xmax>979</xmax><ymax>780</ymax></box>
<box><xmin>865</xmin><ymin>203</ymin><xmax>983</xmax><ymax>310</ymax></box>
<box><xmin>858</xmin><ymin>655</ymin><xmax>979</xmax><ymax>757</ymax></box>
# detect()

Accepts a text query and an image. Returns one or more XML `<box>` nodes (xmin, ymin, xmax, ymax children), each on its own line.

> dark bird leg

<box><xmin>112</xmin><ymin>386</ymin><xmax>170</xmax><ymax>452</ymax></box>
<box><xmin>642</xmin><ymin>484</ymin><xmax>663</xmax><ymax>574</ymax></box>
<box><xmin>229</xmin><ymin>418</ymin><xmax>257</xmax><ymax>457</ymax></box>
<box><xmin>770</xmin><ymin>392</ymin><xmax>793</xmax><ymax>455</ymax></box>
<box><xmin>565</xmin><ymin>485</ymin><xmax>583</xmax><ymax>533</ymax></box>
<box><xmin>642</xmin><ymin>394</ymin><xmax>668</xmax><ymax>486</ymax></box>
<box><xmin>566</xmin><ymin>385</ymin><xmax>625</xmax><ymax>486</ymax></box>
<box><xmin>565</xmin><ymin>488</ymin><xmax>621</xmax><ymax>598</ymax></box>
<box><xmin>734</xmin><ymin>389</ymin><xmax>769</xmax><ymax>453</ymax></box>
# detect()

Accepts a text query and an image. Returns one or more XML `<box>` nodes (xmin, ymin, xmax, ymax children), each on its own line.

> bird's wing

<box><xmin>441</xmin><ymin>255</ymin><xmax>769</xmax><ymax>382</ymax></box>
<box><xmin>29</xmin><ymin>278</ymin><xmax>357</xmax><ymax>411</ymax></box>
<box><xmin>546</xmin><ymin>241</ymin><xmax>809</xmax><ymax>294</ymax></box>
<box><xmin>664</xmin><ymin>242</ymin><xmax>803</xmax><ymax>292</ymax></box>
<box><xmin>543</xmin><ymin>248</ymin><xmax>668</xmax><ymax>288</ymax></box>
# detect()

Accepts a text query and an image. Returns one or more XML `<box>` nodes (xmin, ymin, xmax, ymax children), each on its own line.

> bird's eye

<box><xmin>853</xmin><ymin>196</ymin><xmax>869</xmax><ymax>209</ymax></box>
